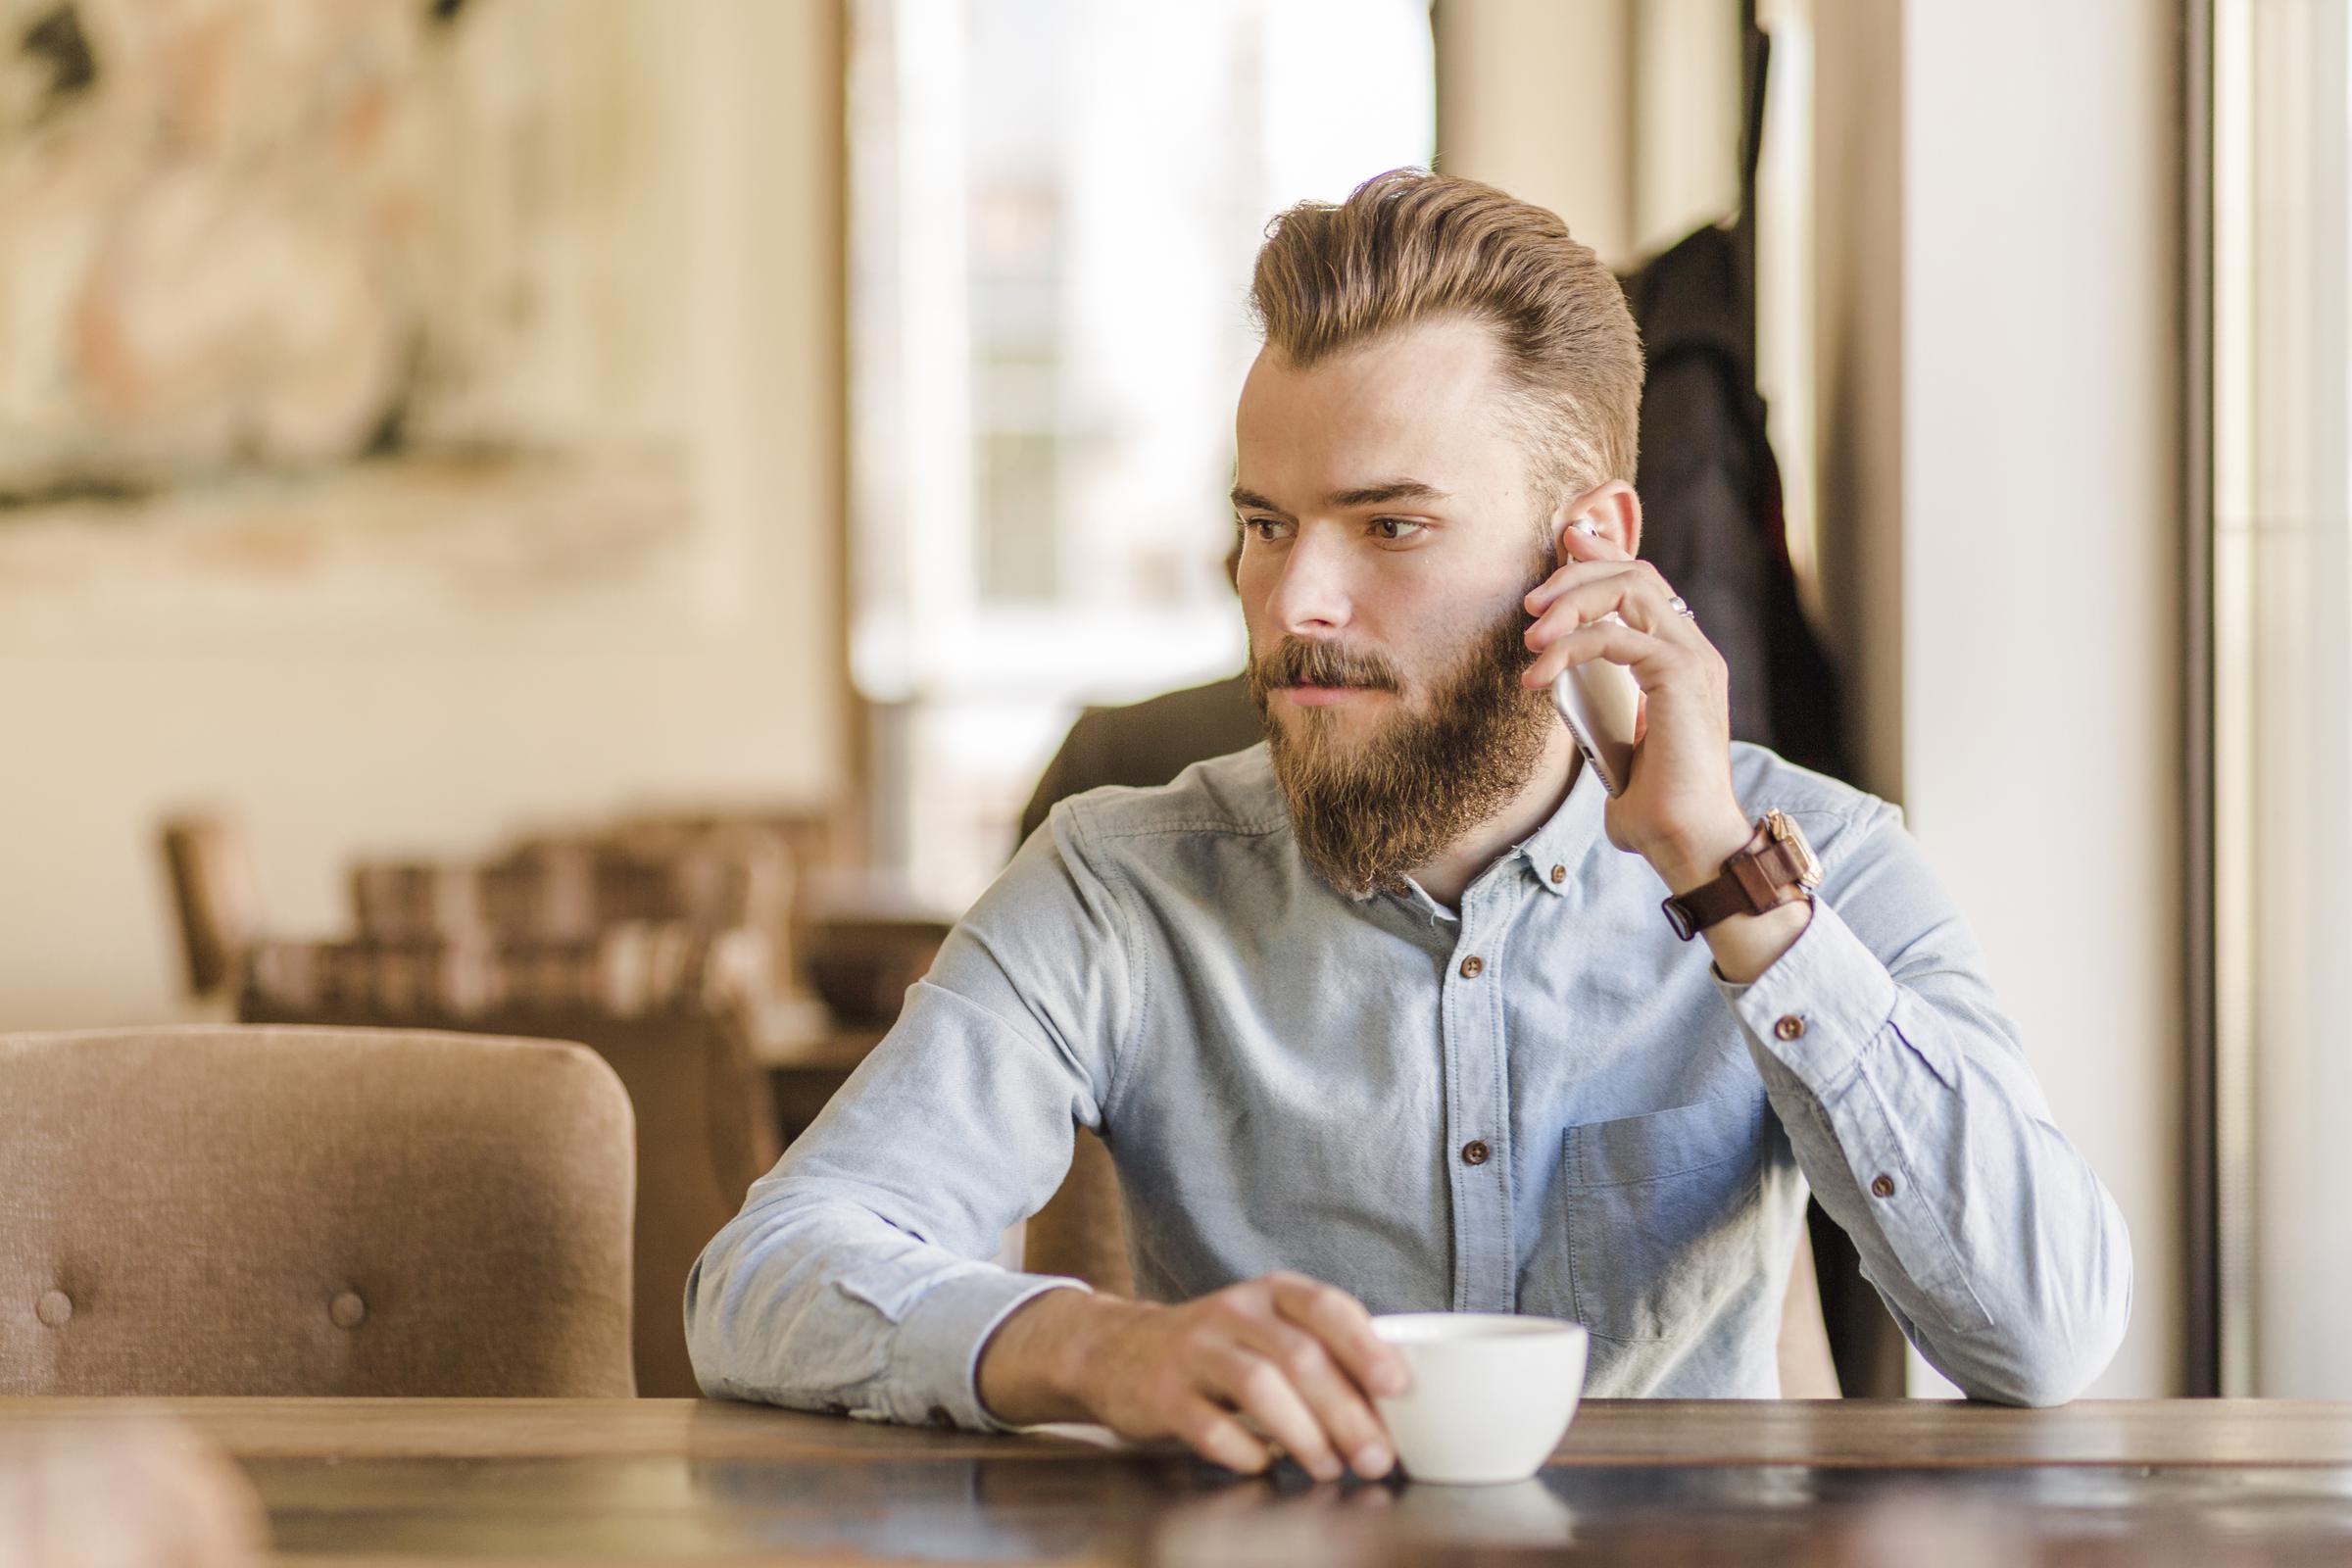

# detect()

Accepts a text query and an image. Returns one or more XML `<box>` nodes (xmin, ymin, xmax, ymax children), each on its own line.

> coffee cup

<box><xmin>1368</xmin><ymin>1313</ymin><xmax>1589</xmax><ymax>1485</ymax></box>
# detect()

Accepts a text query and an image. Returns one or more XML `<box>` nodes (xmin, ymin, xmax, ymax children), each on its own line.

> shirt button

<box><xmin>1549</xmin><ymin>864</ymin><xmax>1567</xmax><ymax>884</ymax></box>
<box><xmin>36</xmin><ymin>1291</ymin><xmax>72</xmax><ymax>1328</ymax></box>
<box><xmin>1459</xmin><ymin>956</ymin><xmax>1485</xmax><ymax>979</ymax></box>
<box><xmin>1461</xmin><ymin>1140</ymin><xmax>1492</xmax><ymax>1166</ymax></box>
<box><xmin>1871</xmin><ymin>1173</ymin><xmax>1897</xmax><ymax>1200</ymax></box>
<box><xmin>329</xmin><ymin>1291</ymin><xmax>368</xmax><ymax>1330</ymax></box>
<box><xmin>1775</xmin><ymin>1014</ymin><xmax>1806</xmax><ymax>1042</ymax></box>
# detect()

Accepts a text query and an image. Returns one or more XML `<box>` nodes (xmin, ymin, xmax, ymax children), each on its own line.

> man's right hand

<box><xmin>975</xmin><ymin>1271</ymin><xmax>1411</xmax><ymax>1482</ymax></box>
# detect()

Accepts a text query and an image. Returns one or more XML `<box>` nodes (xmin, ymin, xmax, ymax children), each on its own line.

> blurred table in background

<box><xmin>169</xmin><ymin>800</ymin><xmax>952</xmax><ymax>1139</ymax></box>
<box><xmin>746</xmin><ymin>992</ymin><xmax>888</xmax><ymax>1143</ymax></box>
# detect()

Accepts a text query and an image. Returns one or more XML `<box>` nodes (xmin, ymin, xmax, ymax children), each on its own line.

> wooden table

<box><xmin>4</xmin><ymin>1397</ymin><xmax>2349</xmax><ymax>1565</ymax></box>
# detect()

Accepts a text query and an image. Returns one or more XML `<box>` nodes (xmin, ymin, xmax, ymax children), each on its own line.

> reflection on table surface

<box><xmin>252</xmin><ymin>1451</ymin><xmax>2352</xmax><ymax>1565</ymax></box>
<box><xmin>5</xmin><ymin>1397</ymin><xmax>2352</xmax><ymax>1566</ymax></box>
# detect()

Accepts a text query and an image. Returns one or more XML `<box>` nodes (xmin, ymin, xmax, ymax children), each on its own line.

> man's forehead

<box><xmin>1234</xmin><ymin>318</ymin><xmax>1522</xmax><ymax>506</ymax></box>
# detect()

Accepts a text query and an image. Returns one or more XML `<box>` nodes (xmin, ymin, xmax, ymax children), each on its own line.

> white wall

<box><xmin>1893</xmin><ymin>1</ymin><xmax>2184</xmax><ymax>1396</ymax></box>
<box><xmin>1436</xmin><ymin>0</ymin><xmax>1743</xmax><ymax>272</ymax></box>
<box><xmin>1801</xmin><ymin>0</ymin><xmax>1907</xmax><ymax>802</ymax></box>
<box><xmin>1437</xmin><ymin>0</ymin><xmax>1638</xmax><ymax>267</ymax></box>
<box><xmin>0</xmin><ymin>0</ymin><xmax>845</xmax><ymax>1030</ymax></box>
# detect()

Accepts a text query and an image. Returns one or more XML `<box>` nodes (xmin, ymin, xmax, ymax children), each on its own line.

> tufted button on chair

<box><xmin>0</xmin><ymin>1026</ymin><xmax>635</xmax><ymax>1397</ymax></box>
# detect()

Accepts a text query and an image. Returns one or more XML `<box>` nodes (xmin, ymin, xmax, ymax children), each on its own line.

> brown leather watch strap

<box><xmin>1660</xmin><ymin>815</ymin><xmax>1818</xmax><ymax>941</ymax></box>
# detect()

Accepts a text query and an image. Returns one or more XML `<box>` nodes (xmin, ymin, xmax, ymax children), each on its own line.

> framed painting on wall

<box><xmin>0</xmin><ymin>0</ymin><xmax>742</xmax><ymax>637</ymax></box>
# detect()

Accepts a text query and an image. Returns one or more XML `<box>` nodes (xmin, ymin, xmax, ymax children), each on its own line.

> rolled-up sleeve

<box><xmin>685</xmin><ymin>805</ymin><xmax>1134</xmax><ymax>1430</ymax></box>
<box><xmin>1715</xmin><ymin>802</ymin><xmax>2132</xmax><ymax>1406</ymax></box>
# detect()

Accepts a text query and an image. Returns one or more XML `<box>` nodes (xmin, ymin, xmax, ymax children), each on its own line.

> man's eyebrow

<box><xmin>1228</xmin><ymin>479</ymin><xmax>1451</xmax><ymax>515</ymax></box>
<box><xmin>1327</xmin><ymin>478</ymin><xmax>1450</xmax><ymax>509</ymax></box>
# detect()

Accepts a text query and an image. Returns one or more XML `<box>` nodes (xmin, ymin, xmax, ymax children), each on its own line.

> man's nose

<box><xmin>1265</xmin><ymin>529</ymin><xmax>1355</xmax><ymax>635</ymax></box>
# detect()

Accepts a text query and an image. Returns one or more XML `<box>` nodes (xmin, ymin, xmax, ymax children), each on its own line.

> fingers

<box><xmin>1526</xmin><ymin>559</ymin><xmax>1698</xmax><ymax>644</ymax></box>
<box><xmin>1525</xmin><ymin>554</ymin><xmax>1642</xmax><ymax>612</ymax></box>
<box><xmin>1523</xmin><ymin>615</ymin><xmax>1686</xmax><ymax>692</ymax></box>
<box><xmin>1233</xmin><ymin>1316</ymin><xmax>1396</xmax><ymax>1481</ymax></box>
<box><xmin>1198</xmin><ymin>1338</ymin><xmax>1348</xmax><ymax>1481</ymax></box>
<box><xmin>1167</xmin><ymin>1389</ymin><xmax>1279</xmax><ymax>1476</ymax></box>
<box><xmin>1525</xmin><ymin>516</ymin><xmax>1636</xmax><ymax>606</ymax></box>
<box><xmin>1266</xmin><ymin>1273</ymin><xmax>1410</xmax><ymax>1399</ymax></box>
<box><xmin>1138</xmin><ymin>1276</ymin><xmax>1411</xmax><ymax>1484</ymax></box>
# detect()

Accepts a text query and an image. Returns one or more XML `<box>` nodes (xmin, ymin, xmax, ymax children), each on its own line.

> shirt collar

<box><xmin>1515</xmin><ymin>751</ymin><xmax>1609</xmax><ymax>898</ymax></box>
<box><xmin>1357</xmin><ymin>753</ymin><xmax>1609</xmax><ymax>923</ymax></box>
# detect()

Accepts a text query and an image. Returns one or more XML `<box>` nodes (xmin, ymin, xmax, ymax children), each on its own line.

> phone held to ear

<box><xmin>1549</xmin><ymin>521</ymin><xmax>1642</xmax><ymax>798</ymax></box>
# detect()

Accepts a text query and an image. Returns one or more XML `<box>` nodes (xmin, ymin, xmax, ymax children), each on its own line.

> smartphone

<box><xmin>1546</xmin><ymin>522</ymin><xmax>1642</xmax><ymax>797</ymax></box>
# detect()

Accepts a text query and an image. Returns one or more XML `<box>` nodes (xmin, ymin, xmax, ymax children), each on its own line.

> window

<box><xmin>849</xmin><ymin>0</ymin><xmax>1435</xmax><ymax>902</ymax></box>
<box><xmin>2210</xmin><ymin>0</ymin><xmax>2352</xmax><ymax>1396</ymax></box>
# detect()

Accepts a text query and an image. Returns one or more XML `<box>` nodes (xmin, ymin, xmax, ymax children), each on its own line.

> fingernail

<box><xmin>1377</xmin><ymin>1366</ymin><xmax>1410</xmax><ymax>1396</ymax></box>
<box><xmin>1353</xmin><ymin>1443</ymin><xmax>1393</xmax><ymax>1477</ymax></box>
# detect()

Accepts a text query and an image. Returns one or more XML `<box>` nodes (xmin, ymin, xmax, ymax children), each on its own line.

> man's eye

<box><xmin>1241</xmin><ymin>516</ymin><xmax>1290</xmax><ymax>542</ymax></box>
<box><xmin>1372</xmin><ymin>516</ymin><xmax>1427</xmax><ymax>542</ymax></box>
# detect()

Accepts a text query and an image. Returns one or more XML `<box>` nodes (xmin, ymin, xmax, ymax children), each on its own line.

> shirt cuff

<box><xmin>892</xmin><ymin>1269</ymin><xmax>1094</xmax><ymax>1434</ymax></box>
<box><xmin>1710</xmin><ymin>895</ymin><xmax>1900</xmax><ymax>1095</ymax></box>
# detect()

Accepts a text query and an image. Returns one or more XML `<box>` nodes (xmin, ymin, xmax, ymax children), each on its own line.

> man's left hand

<box><xmin>1521</xmin><ymin>524</ymin><xmax>1754</xmax><ymax>894</ymax></box>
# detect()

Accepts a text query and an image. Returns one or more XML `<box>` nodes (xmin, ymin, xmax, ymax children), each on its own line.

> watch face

<box><xmin>1768</xmin><ymin>809</ymin><xmax>1825</xmax><ymax>887</ymax></box>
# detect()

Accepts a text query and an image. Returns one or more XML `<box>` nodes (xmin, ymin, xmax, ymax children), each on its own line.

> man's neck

<box><xmin>1408</xmin><ymin>730</ymin><xmax>1582</xmax><ymax>910</ymax></box>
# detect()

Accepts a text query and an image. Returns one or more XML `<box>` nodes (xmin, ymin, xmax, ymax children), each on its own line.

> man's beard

<box><xmin>1249</xmin><ymin>578</ymin><xmax>1557</xmax><ymax>899</ymax></box>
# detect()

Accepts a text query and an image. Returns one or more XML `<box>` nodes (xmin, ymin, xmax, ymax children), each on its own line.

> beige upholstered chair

<box><xmin>241</xmin><ymin>928</ymin><xmax>778</xmax><ymax>1397</ymax></box>
<box><xmin>1025</xmin><ymin>1130</ymin><xmax>1844</xmax><ymax>1397</ymax></box>
<box><xmin>0</xmin><ymin>1027</ymin><xmax>635</xmax><ymax>1397</ymax></box>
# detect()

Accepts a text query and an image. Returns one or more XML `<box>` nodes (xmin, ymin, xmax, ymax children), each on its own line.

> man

<box><xmin>687</xmin><ymin>172</ymin><xmax>2131</xmax><ymax>1483</ymax></box>
<box><xmin>1011</xmin><ymin>548</ymin><xmax>1843</xmax><ymax>1397</ymax></box>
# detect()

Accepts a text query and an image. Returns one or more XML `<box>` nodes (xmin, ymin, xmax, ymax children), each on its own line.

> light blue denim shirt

<box><xmin>687</xmin><ymin>743</ymin><xmax>2131</xmax><ymax>1428</ymax></box>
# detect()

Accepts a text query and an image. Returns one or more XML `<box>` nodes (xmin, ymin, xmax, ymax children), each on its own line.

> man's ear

<box><xmin>1552</xmin><ymin>480</ymin><xmax>1642</xmax><ymax>560</ymax></box>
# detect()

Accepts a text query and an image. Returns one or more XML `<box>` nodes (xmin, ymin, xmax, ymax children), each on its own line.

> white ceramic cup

<box><xmin>1368</xmin><ymin>1313</ymin><xmax>1590</xmax><ymax>1485</ymax></box>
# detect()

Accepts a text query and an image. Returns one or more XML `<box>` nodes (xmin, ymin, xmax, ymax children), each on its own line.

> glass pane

<box><xmin>2212</xmin><ymin>0</ymin><xmax>2352</xmax><ymax>1397</ymax></box>
<box><xmin>850</xmin><ymin>0</ymin><xmax>1435</xmax><ymax>901</ymax></box>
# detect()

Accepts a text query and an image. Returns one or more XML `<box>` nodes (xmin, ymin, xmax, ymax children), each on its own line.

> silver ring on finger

<box><xmin>1667</xmin><ymin>595</ymin><xmax>1695</xmax><ymax>620</ymax></box>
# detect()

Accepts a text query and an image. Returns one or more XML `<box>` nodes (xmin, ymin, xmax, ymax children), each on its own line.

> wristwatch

<box><xmin>1659</xmin><ymin>809</ymin><xmax>1823</xmax><ymax>940</ymax></box>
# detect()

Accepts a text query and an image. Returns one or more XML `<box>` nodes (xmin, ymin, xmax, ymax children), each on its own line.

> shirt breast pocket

<box><xmin>1562</xmin><ymin>1094</ymin><xmax>1769</xmax><ymax>1344</ymax></box>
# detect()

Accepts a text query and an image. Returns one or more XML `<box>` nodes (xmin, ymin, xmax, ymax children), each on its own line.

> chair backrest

<box><xmin>0</xmin><ymin>1027</ymin><xmax>635</xmax><ymax>1397</ymax></box>
<box><xmin>1022</xmin><ymin>1129</ymin><xmax>1135</xmax><ymax>1298</ymax></box>
<box><xmin>241</xmin><ymin>929</ymin><xmax>779</xmax><ymax>1397</ymax></box>
<box><xmin>349</xmin><ymin>831</ymin><xmax>802</xmax><ymax>996</ymax></box>
<box><xmin>159</xmin><ymin>815</ymin><xmax>263</xmax><ymax>1000</ymax></box>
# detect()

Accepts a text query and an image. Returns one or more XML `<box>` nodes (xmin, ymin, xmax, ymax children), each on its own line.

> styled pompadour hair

<box><xmin>1249</xmin><ymin>168</ymin><xmax>1644</xmax><ymax>501</ymax></box>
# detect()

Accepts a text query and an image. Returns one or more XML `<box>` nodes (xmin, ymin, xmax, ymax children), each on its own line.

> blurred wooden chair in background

<box><xmin>349</xmin><ymin>826</ymin><xmax>801</xmax><ymax>994</ymax></box>
<box><xmin>0</xmin><ymin>1026</ymin><xmax>634</xmax><ymax>1396</ymax></box>
<box><xmin>159</xmin><ymin>815</ymin><xmax>263</xmax><ymax>1002</ymax></box>
<box><xmin>241</xmin><ymin>926</ymin><xmax>779</xmax><ymax>1397</ymax></box>
<box><xmin>1023</xmin><ymin>1129</ymin><xmax>1134</xmax><ymax>1297</ymax></box>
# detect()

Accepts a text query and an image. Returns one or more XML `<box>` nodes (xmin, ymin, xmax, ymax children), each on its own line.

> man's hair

<box><xmin>1248</xmin><ymin>169</ymin><xmax>1644</xmax><ymax>502</ymax></box>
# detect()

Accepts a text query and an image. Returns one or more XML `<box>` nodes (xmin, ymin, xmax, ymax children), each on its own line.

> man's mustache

<box><xmin>1250</xmin><ymin>637</ymin><xmax>1404</xmax><ymax>693</ymax></box>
